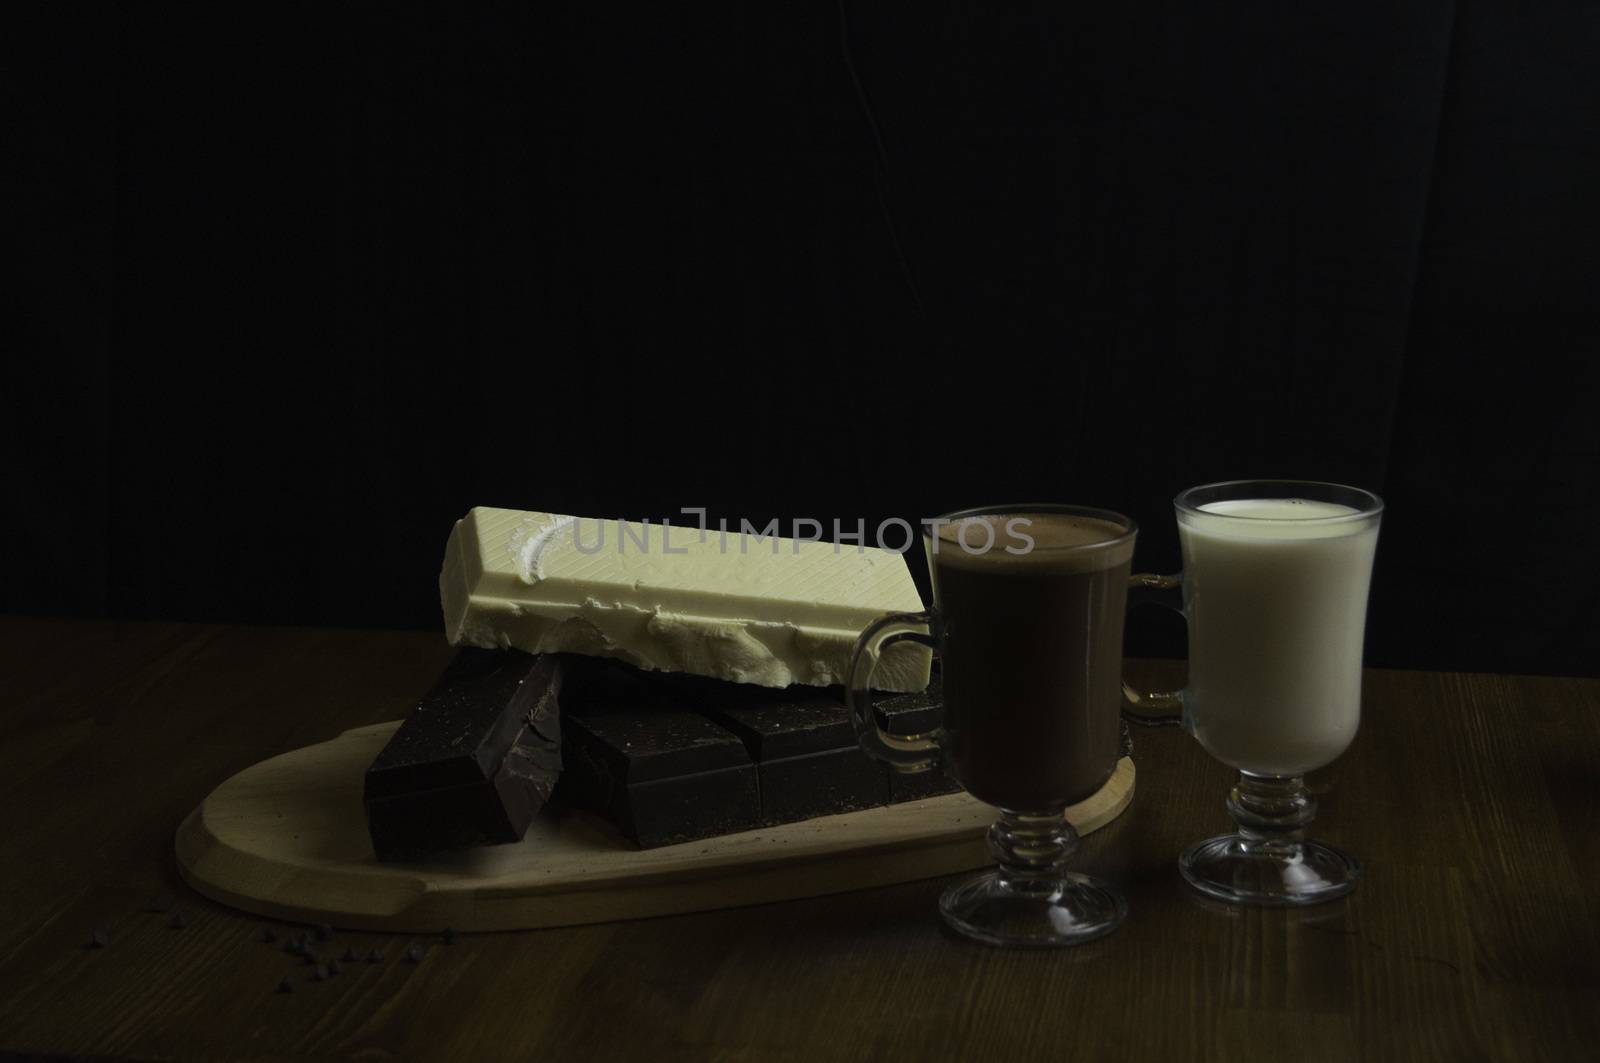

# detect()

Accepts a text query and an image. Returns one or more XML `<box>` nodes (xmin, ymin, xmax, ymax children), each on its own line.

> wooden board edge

<box><xmin>176</xmin><ymin>752</ymin><xmax>1135</xmax><ymax>933</ymax></box>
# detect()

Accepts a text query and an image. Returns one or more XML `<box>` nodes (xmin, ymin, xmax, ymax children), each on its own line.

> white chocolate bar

<box><xmin>440</xmin><ymin>507</ymin><xmax>931</xmax><ymax>692</ymax></box>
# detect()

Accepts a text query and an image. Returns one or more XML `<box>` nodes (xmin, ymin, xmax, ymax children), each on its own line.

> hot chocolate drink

<box><xmin>928</xmin><ymin>512</ymin><xmax>1135</xmax><ymax>809</ymax></box>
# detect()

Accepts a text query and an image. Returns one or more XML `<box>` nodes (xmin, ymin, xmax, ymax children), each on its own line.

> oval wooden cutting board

<box><xmin>176</xmin><ymin>721</ymin><xmax>1135</xmax><ymax>932</ymax></box>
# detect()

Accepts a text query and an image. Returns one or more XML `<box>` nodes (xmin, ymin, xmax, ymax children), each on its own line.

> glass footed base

<box><xmin>939</xmin><ymin>870</ymin><xmax>1127</xmax><ymax>948</ymax></box>
<box><xmin>1179</xmin><ymin>834</ymin><xmax>1361</xmax><ymax>907</ymax></box>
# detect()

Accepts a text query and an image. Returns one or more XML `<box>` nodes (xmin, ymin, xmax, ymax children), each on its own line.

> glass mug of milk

<box><xmin>1123</xmin><ymin>480</ymin><xmax>1382</xmax><ymax>906</ymax></box>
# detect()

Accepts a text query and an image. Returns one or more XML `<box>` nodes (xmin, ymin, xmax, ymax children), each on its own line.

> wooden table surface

<box><xmin>1</xmin><ymin>617</ymin><xmax>1597</xmax><ymax>1062</ymax></box>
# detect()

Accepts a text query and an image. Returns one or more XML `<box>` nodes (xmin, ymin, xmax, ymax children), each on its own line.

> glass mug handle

<box><xmin>846</xmin><ymin>610</ymin><xmax>942</xmax><ymax>772</ymax></box>
<box><xmin>1122</xmin><ymin>572</ymin><xmax>1187</xmax><ymax>728</ymax></box>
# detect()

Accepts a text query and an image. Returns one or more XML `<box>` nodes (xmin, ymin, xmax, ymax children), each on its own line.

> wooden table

<box><xmin>1</xmin><ymin>618</ymin><xmax>1596</xmax><ymax>1061</ymax></box>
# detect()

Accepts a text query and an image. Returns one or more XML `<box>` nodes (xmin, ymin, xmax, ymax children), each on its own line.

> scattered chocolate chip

<box><xmin>314</xmin><ymin>924</ymin><xmax>333</xmax><ymax>942</ymax></box>
<box><xmin>147</xmin><ymin>894</ymin><xmax>175</xmax><ymax>913</ymax></box>
<box><xmin>87</xmin><ymin>928</ymin><xmax>110</xmax><ymax>949</ymax></box>
<box><xmin>311</xmin><ymin>964</ymin><xmax>328</xmax><ymax>982</ymax></box>
<box><xmin>342</xmin><ymin>946</ymin><xmax>359</xmax><ymax>963</ymax></box>
<box><xmin>282</xmin><ymin>940</ymin><xmax>300</xmax><ymax>955</ymax></box>
<box><xmin>406</xmin><ymin>944</ymin><xmax>425</xmax><ymax>963</ymax></box>
<box><xmin>277</xmin><ymin>976</ymin><xmax>294</xmax><ymax>994</ymax></box>
<box><xmin>328</xmin><ymin>960</ymin><xmax>342</xmax><ymax>976</ymax></box>
<box><xmin>367</xmin><ymin>949</ymin><xmax>384</xmax><ymax>964</ymax></box>
<box><xmin>169</xmin><ymin>911</ymin><xmax>189</xmax><ymax>930</ymax></box>
<box><xmin>441</xmin><ymin>927</ymin><xmax>458</xmax><ymax>945</ymax></box>
<box><xmin>262</xmin><ymin>928</ymin><xmax>278</xmax><ymax>944</ymax></box>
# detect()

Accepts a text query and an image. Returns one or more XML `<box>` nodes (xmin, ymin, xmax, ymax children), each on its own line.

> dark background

<box><xmin>7</xmin><ymin>3</ymin><xmax>1598</xmax><ymax>676</ymax></box>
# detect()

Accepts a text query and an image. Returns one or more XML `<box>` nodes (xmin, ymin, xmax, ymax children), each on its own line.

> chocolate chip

<box><xmin>277</xmin><ymin>976</ymin><xmax>294</xmax><ymax>994</ymax></box>
<box><xmin>87</xmin><ymin>928</ymin><xmax>110</xmax><ymax>949</ymax></box>
<box><xmin>441</xmin><ymin>927</ymin><xmax>458</xmax><ymax>945</ymax></box>
<box><xmin>262</xmin><ymin>928</ymin><xmax>278</xmax><ymax>944</ymax></box>
<box><xmin>282</xmin><ymin>940</ymin><xmax>300</xmax><ymax>955</ymax></box>
<box><xmin>366</xmin><ymin>949</ymin><xmax>384</xmax><ymax>964</ymax></box>
<box><xmin>342</xmin><ymin>946</ymin><xmax>359</xmax><ymax>963</ymax></box>
<box><xmin>169</xmin><ymin>911</ymin><xmax>189</xmax><ymax>929</ymax></box>
<box><xmin>147</xmin><ymin>894</ymin><xmax>175</xmax><ymax>913</ymax></box>
<box><xmin>311</xmin><ymin>963</ymin><xmax>329</xmax><ymax>982</ymax></box>
<box><xmin>328</xmin><ymin>960</ymin><xmax>342</xmax><ymax>976</ymax></box>
<box><xmin>406</xmin><ymin>944</ymin><xmax>425</xmax><ymax>963</ymax></box>
<box><xmin>314</xmin><ymin>924</ymin><xmax>333</xmax><ymax>942</ymax></box>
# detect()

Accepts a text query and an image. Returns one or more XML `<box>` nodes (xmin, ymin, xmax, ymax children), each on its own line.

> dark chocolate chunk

<box><xmin>262</xmin><ymin>928</ymin><xmax>278</xmax><ymax>944</ymax></box>
<box><xmin>557</xmin><ymin>654</ymin><xmax>663</xmax><ymax>707</ymax></box>
<box><xmin>876</xmin><ymin>680</ymin><xmax>962</xmax><ymax>803</ymax></box>
<box><xmin>406</xmin><ymin>944</ymin><xmax>425</xmax><ymax>963</ymax></box>
<box><xmin>87</xmin><ymin>928</ymin><xmax>110</xmax><ymax>949</ymax></box>
<box><xmin>277</xmin><ymin>976</ymin><xmax>294</xmax><ymax>994</ymax></box>
<box><xmin>367</xmin><ymin>948</ymin><xmax>385</xmax><ymax>964</ymax></box>
<box><xmin>314</xmin><ymin>924</ymin><xmax>333</xmax><ymax>942</ymax></box>
<box><xmin>704</xmin><ymin>689</ymin><xmax>888</xmax><ymax>826</ymax></box>
<box><xmin>557</xmin><ymin>704</ymin><xmax>760</xmax><ymax>848</ymax></box>
<box><xmin>441</xmin><ymin>927</ymin><xmax>457</xmax><ymax>945</ymax></box>
<box><xmin>147</xmin><ymin>894</ymin><xmax>175</xmax><ymax>913</ymax></box>
<box><xmin>564</xmin><ymin>701</ymin><xmax>750</xmax><ymax>784</ymax></box>
<box><xmin>312</xmin><ymin>964</ymin><xmax>328</xmax><ymax>982</ymax></box>
<box><xmin>703</xmin><ymin>686</ymin><xmax>855</xmax><ymax>759</ymax></box>
<box><xmin>169</xmin><ymin>911</ymin><xmax>189</xmax><ymax>929</ymax></box>
<box><xmin>328</xmin><ymin>960</ymin><xmax>342</xmax><ymax>976</ymax></box>
<box><xmin>874</xmin><ymin>677</ymin><xmax>944</xmax><ymax>737</ymax></box>
<box><xmin>365</xmin><ymin>650</ymin><xmax>563</xmax><ymax>861</ymax></box>
<box><xmin>555</xmin><ymin>658</ymin><xmax>959</xmax><ymax>846</ymax></box>
<box><xmin>342</xmin><ymin>946</ymin><xmax>360</xmax><ymax>962</ymax></box>
<box><xmin>762</xmin><ymin>744</ymin><xmax>887</xmax><ymax>825</ymax></box>
<box><xmin>302</xmin><ymin>952</ymin><xmax>320</xmax><ymax>966</ymax></box>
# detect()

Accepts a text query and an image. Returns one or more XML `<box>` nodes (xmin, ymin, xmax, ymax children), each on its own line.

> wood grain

<box><xmin>0</xmin><ymin>619</ymin><xmax>1597</xmax><ymax>1061</ymax></box>
<box><xmin>174</xmin><ymin>722</ymin><xmax>1132</xmax><ymax>931</ymax></box>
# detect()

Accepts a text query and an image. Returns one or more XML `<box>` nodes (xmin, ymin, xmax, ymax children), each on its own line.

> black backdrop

<box><xmin>8</xmin><ymin>4</ymin><xmax>1599</xmax><ymax>676</ymax></box>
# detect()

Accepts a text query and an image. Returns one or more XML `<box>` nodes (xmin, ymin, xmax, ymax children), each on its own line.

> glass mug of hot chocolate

<box><xmin>847</xmin><ymin>504</ymin><xmax>1136</xmax><ymax>948</ymax></box>
<box><xmin>1123</xmin><ymin>479</ymin><xmax>1383</xmax><ymax>906</ymax></box>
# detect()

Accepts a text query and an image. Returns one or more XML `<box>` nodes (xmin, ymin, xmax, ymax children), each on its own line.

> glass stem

<box><xmin>1227</xmin><ymin>772</ymin><xmax>1315</xmax><ymax>855</ymax></box>
<box><xmin>989</xmin><ymin>808</ymin><xmax>1074</xmax><ymax>893</ymax></box>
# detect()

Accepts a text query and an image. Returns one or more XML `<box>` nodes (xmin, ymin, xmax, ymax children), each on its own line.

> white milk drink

<box><xmin>1177</xmin><ymin>498</ymin><xmax>1380</xmax><ymax>776</ymax></box>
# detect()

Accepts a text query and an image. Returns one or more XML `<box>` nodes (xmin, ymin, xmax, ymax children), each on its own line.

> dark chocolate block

<box><xmin>556</xmin><ymin>653</ymin><xmax>664</xmax><ymax>707</ymax></box>
<box><xmin>557</xmin><ymin>657</ymin><xmax>965</xmax><ymax>846</ymax></box>
<box><xmin>703</xmin><ymin>688</ymin><xmax>888</xmax><ymax>826</ymax></box>
<box><xmin>873</xmin><ymin>676</ymin><xmax>942</xmax><ymax>736</ymax></box>
<box><xmin>558</xmin><ymin>704</ymin><xmax>760</xmax><ymax>848</ymax></box>
<box><xmin>875</xmin><ymin>678</ymin><xmax>963</xmax><ymax>802</ymax></box>
<box><xmin>364</xmin><ymin>649</ymin><xmax>562</xmax><ymax>861</ymax></box>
